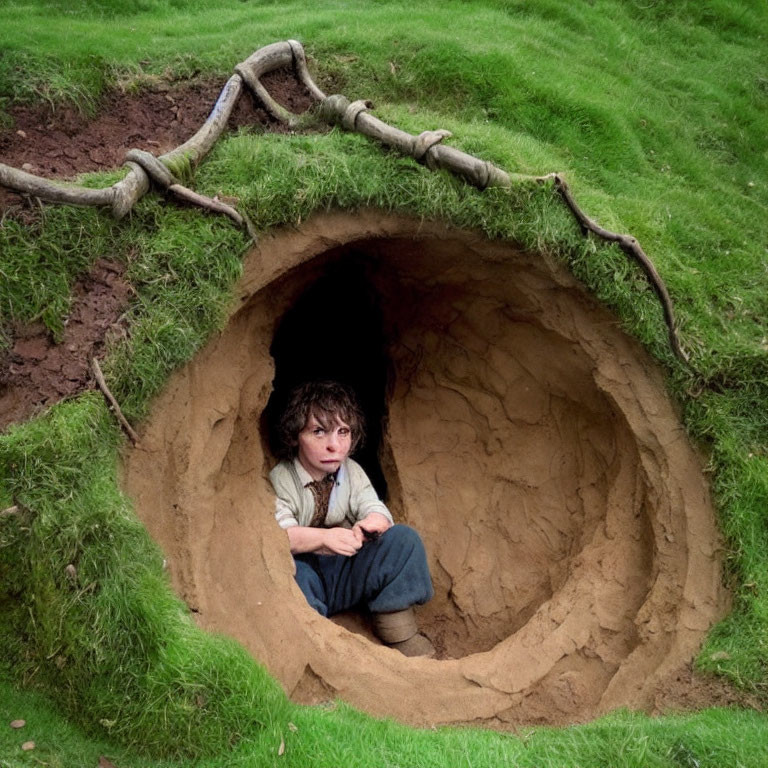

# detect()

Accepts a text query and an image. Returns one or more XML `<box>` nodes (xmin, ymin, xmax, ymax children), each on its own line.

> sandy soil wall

<box><xmin>123</xmin><ymin>210</ymin><xmax>727</xmax><ymax>726</ymax></box>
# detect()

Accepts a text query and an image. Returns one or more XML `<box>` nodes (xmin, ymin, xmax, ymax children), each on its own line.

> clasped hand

<box><xmin>321</xmin><ymin>513</ymin><xmax>392</xmax><ymax>556</ymax></box>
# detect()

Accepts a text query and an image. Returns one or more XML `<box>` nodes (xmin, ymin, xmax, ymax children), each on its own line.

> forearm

<box><xmin>357</xmin><ymin>503</ymin><xmax>393</xmax><ymax>525</ymax></box>
<box><xmin>286</xmin><ymin>526</ymin><xmax>329</xmax><ymax>554</ymax></box>
<box><xmin>286</xmin><ymin>525</ymin><xmax>363</xmax><ymax>556</ymax></box>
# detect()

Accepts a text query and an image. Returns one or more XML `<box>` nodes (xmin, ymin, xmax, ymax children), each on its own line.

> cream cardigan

<box><xmin>270</xmin><ymin>457</ymin><xmax>393</xmax><ymax>530</ymax></box>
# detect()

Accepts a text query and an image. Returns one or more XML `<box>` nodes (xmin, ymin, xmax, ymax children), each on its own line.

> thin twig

<box><xmin>167</xmin><ymin>184</ymin><xmax>245</xmax><ymax>227</ymax></box>
<box><xmin>91</xmin><ymin>358</ymin><xmax>140</xmax><ymax>445</ymax></box>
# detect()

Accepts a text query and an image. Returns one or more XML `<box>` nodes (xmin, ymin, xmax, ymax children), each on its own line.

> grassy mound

<box><xmin>1</xmin><ymin>0</ymin><xmax>767</xmax><ymax>765</ymax></box>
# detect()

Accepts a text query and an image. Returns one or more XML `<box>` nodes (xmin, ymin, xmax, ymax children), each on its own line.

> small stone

<box><xmin>65</xmin><ymin>563</ymin><xmax>77</xmax><ymax>580</ymax></box>
<box><xmin>10</xmin><ymin>719</ymin><xmax>25</xmax><ymax>729</ymax></box>
<box><xmin>21</xmin><ymin>741</ymin><xmax>35</xmax><ymax>751</ymax></box>
<box><xmin>21</xmin><ymin>163</ymin><xmax>35</xmax><ymax>172</ymax></box>
<box><xmin>16</xmin><ymin>129</ymin><xmax>27</xmax><ymax>138</ymax></box>
<box><xmin>710</xmin><ymin>650</ymin><xmax>731</xmax><ymax>661</ymax></box>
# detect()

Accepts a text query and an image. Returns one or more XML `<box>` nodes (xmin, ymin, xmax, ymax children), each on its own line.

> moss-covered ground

<box><xmin>1</xmin><ymin>1</ymin><xmax>767</xmax><ymax>765</ymax></box>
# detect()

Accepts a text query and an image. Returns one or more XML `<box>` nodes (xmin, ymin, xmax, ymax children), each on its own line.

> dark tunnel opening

<box><xmin>262</xmin><ymin>255</ymin><xmax>390</xmax><ymax>499</ymax></box>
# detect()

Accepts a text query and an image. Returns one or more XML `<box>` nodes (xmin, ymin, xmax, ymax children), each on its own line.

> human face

<box><xmin>297</xmin><ymin>412</ymin><xmax>352</xmax><ymax>481</ymax></box>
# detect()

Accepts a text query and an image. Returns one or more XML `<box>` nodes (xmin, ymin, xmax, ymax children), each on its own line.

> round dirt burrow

<box><xmin>123</xmin><ymin>210</ymin><xmax>728</xmax><ymax>727</ymax></box>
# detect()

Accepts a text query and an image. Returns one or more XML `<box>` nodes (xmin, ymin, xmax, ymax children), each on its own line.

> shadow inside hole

<box><xmin>262</xmin><ymin>255</ymin><xmax>390</xmax><ymax>499</ymax></box>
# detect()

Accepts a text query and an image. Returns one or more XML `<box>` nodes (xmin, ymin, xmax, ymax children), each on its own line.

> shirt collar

<box><xmin>292</xmin><ymin>457</ymin><xmax>315</xmax><ymax>486</ymax></box>
<box><xmin>293</xmin><ymin>456</ymin><xmax>343</xmax><ymax>487</ymax></box>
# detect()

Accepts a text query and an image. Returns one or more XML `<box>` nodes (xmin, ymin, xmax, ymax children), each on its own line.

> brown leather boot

<box><xmin>372</xmin><ymin>608</ymin><xmax>435</xmax><ymax>658</ymax></box>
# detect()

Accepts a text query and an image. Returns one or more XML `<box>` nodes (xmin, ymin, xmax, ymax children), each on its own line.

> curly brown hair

<box><xmin>275</xmin><ymin>381</ymin><xmax>366</xmax><ymax>460</ymax></box>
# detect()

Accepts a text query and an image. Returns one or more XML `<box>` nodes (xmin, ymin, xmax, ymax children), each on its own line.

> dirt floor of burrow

<box><xmin>0</xmin><ymin>72</ymin><xmax>763</xmax><ymax>724</ymax></box>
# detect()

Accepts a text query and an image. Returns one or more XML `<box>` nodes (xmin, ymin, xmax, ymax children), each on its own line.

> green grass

<box><xmin>1</xmin><ymin>0</ymin><xmax>768</xmax><ymax>764</ymax></box>
<box><xmin>3</xmin><ymin>676</ymin><xmax>768</xmax><ymax>768</ymax></box>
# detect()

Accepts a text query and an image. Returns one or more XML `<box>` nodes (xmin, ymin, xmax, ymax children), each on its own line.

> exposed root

<box><xmin>125</xmin><ymin>148</ymin><xmax>248</xmax><ymax>230</ymax></box>
<box><xmin>0</xmin><ymin>40</ymin><xmax>688</xmax><ymax>364</ymax></box>
<box><xmin>550</xmin><ymin>173</ymin><xmax>690</xmax><ymax>367</ymax></box>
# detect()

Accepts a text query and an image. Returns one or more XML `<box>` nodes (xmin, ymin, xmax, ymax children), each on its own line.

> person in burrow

<box><xmin>269</xmin><ymin>380</ymin><xmax>434</xmax><ymax>657</ymax></box>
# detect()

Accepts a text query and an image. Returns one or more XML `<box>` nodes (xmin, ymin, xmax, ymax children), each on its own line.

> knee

<box><xmin>383</xmin><ymin>524</ymin><xmax>425</xmax><ymax>552</ymax></box>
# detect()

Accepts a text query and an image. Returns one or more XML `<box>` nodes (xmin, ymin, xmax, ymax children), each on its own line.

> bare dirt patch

<box><xmin>652</xmin><ymin>662</ymin><xmax>763</xmax><ymax>715</ymax></box>
<box><xmin>0</xmin><ymin>68</ymin><xmax>315</xmax><ymax>430</ymax></box>
<box><xmin>0</xmin><ymin>259</ymin><xmax>132</xmax><ymax>432</ymax></box>
<box><xmin>0</xmin><ymin>69</ymin><xmax>316</xmax><ymax>213</ymax></box>
<box><xmin>123</xmin><ymin>211</ymin><xmax>733</xmax><ymax>728</ymax></box>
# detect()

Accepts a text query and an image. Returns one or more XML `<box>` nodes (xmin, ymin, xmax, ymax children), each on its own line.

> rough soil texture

<box><xmin>0</xmin><ymin>68</ymin><xmax>315</xmax><ymax>213</ymax></box>
<box><xmin>0</xmin><ymin>259</ymin><xmax>132</xmax><ymax>432</ymax></box>
<box><xmin>123</xmin><ymin>210</ymin><xmax>731</xmax><ymax>728</ymax></box>
<box><xmin>0</xmin><ymin>69</ymin><xmax>314</xmax><ymax>429</ymax></box>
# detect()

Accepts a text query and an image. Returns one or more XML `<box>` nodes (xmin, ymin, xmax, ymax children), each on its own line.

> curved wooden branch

<box><xmin>125</xmin><ymin>148</ymin><xmax>245</xmax><ymax>228</ymax></box>
<box><xmin>0</xmin><ymin>162</ymin><xmax>115</xmax><ymax>207</ymax></box>
<box><xmin>550</xmin><ymin>174</ymin><xmax>689</xmax><ymax>364</ymax></box>
<box><xmin>124</xmin><ymin>148</ymin><xmax>176</xmax><ymax>188</ymax></box>
<box><xmin>318</xmin><ymin>94</ymin><xmax>518</xmax><ymax>190</ymax></box>
<box><xmin>235</xmin><ymin>41</ymin><xmax>300</xmax><ymax>124</ymax></box>
<box><xmin>91</xmin><ymin>358</ymin><xmax>139</xmax><ymax>445</ymax></box>
<box><xmin>234</xmin><ymin>39</ymin><xmax>324</xmax><ymax>126</ymax></box>
<box><xmin>0</xmin><ymin>40</ymin><xmax>689</xmax><ymax>364</ymax></box>
<box><xmin>0</xmin><ymin>73</ymin><xmax>245</xmax><ymax>219</ymax></box>
<box><xmin>111</xmin><ymin>162</ymin><xmax>150</xmax><ymax>219</ymax></box>
<box><xmin>112</xmin><ymin>73</ymin><xmax>246</xmax><ymax>217</ymax></box>
<box><xmin>167</xmin><ymin>184</ymin><xmax>244</xmax><ymax>227</ymax></box>
<box><xmin>167</xmin><ymin>73</ymin><xmax>244</xmax><ymax>169</ymax></box>
<box><xmin>289</xmin><ymin>39</ymin><xmax>327</xmax><ymax>103</ymax></box>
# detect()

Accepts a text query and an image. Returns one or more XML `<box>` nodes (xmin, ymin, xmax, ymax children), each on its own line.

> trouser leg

<box><xmin>293</xmin><ymin>555</ymin><xmax>329</xmax><ymax>616</ymax></box>
<box><xmin>310</xmin><ymin>524</ymin><xmax>433</xmax><ymax>616</ymax></box>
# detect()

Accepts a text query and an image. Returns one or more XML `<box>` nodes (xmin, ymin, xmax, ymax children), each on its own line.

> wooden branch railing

<box><xmin>0</xmin><ymin>40</ymin><xmax>689</xmax><ymax>365</ymax></box>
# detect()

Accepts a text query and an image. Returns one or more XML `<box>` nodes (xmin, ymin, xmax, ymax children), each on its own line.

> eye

<box><xmin>313</xmin><ymin>428</ymin><xmax>325</xmax><ymax>436</ymax></box>
<box><xmin>338</xmin><ymin>427</ymin><xmax>350</xmax><ymax>437</ymax></box>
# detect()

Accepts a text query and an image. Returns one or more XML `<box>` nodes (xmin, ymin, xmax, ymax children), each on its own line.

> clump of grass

<box><xmin>0</xmin><ymin>395</ymin><xmax>289</xmax><ymax>757</ymax></box>
<box><xmin>4</xmin><ymin>683</ymin><xmax>768</xmax><ymax>768</ymax></box>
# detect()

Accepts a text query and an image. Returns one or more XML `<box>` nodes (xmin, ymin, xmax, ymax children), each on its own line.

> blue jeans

<box><xmin>293</xmin><ymin>524</ymin><xmax>433</xmax><ymax>616</ymax></box>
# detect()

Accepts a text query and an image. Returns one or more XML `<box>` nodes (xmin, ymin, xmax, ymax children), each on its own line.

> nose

<box><xmin>326</xmin><ymin>431</ymin><xmax>340</xmax><ymax>452</ymax></box>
